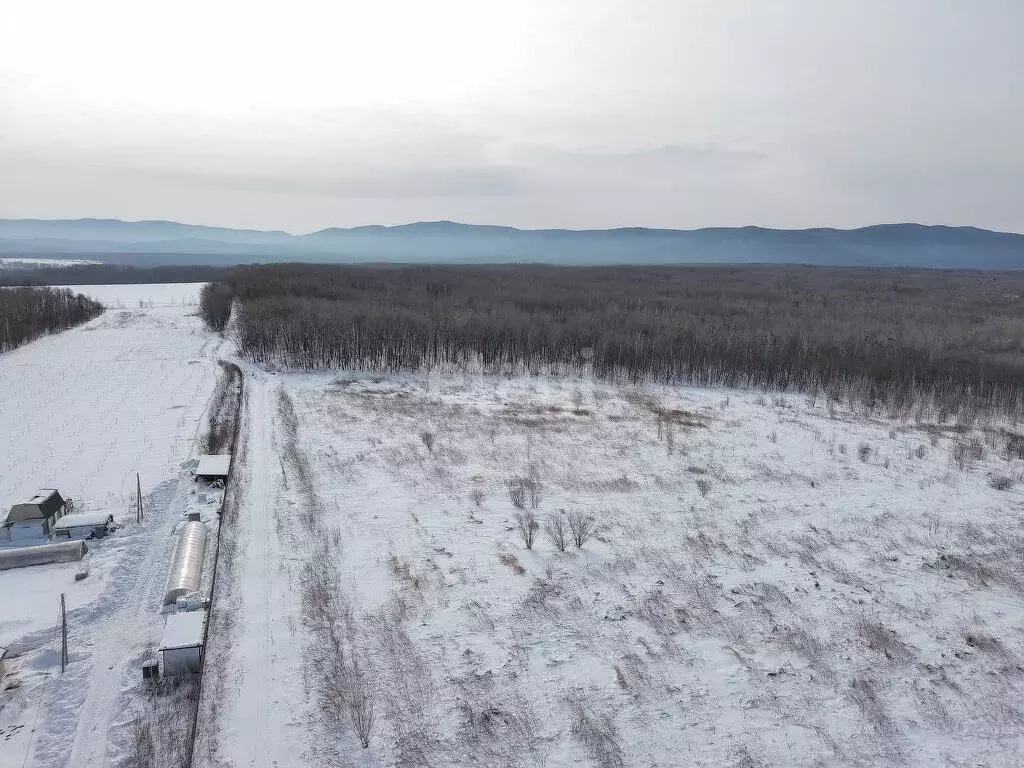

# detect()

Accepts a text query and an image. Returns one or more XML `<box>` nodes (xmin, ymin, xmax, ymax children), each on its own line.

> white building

<box><xmin>159</xmin><ymin>609</ymin><xmax>206</xmax><ymax>676</ymax></box>
<box><xmin>194</xmin><ymin>454</ymin><xmax>231</xmax><ymax>482</ymax></box>
<box><xmin>53</xmin><ymin>512</ymin><xmax>113</xmax><ymax>540</ymax></box>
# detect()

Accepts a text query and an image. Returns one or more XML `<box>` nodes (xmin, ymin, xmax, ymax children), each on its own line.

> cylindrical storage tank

<box><xmin>0</xmin><ymin>540</ymin><xmax>88</xmax><ymax>570</ymax></box>
<box><xmin>162</xmin><ymin>521</ymin><xmax>207</xmax><ymax>607</ymax></box>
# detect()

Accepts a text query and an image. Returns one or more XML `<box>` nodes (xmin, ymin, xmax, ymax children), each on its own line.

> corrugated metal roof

<box><xmin>160</xmin><ymin>610</ymin><xmax>206</xmax><ymax>650</ymax></box>
<box><xmin>195</xmin><ymin>455</ymin><xmax>231</xmax><ymax>477</ymax></box>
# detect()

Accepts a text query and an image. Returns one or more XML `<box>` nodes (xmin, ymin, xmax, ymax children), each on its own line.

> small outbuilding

<box><xmin>53</xmin><ymin>512</ymin><xmax>114</xmax><ymax>541</ymax></box>
<box><xmin>1</xmin><ymin>489</ymin><xmax>67</xmax><ymax>541</ymax></box>
<box><xmin>194</xmin><ymin>455</ymin><xmax>231</xmax><ymax>482</ymax></box>
<box><xmin>159</xmin><ymin>609</ymin><xmax>207</xmax><ymax>676</ymax></box>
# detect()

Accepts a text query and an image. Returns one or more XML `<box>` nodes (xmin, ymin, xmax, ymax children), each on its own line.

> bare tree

<box><xmin>515</xmin><ymin>510</ymin><xmax>539</xmax><ymax>549</ymax></box>
<box><xmin>695</xmin><ymin>478</ymin><xmax>712</xmax><ymax>497</ymax></box>
<box><xmin>508</xmin><ymin>480</ymin><xmax>526</xmax><ymax>509</ymax></box>
<box><xmin>567</xmin><ymin>510</ymin><xmax>597</xmax><ymax>549</ymax></box>
<box><xmin>544</xmin><ymin>511</ymin><xmax>569</xmax><ymax>552</ymax></box>
<box><xmin>470</xmin><ymin>487</ymin><xmax>486</xmax><ymax>506</ymax></box>
<box><xmin>526</xmin><ymin>476</ymin><xmax>543</xmax><ymax>509</ymax></box>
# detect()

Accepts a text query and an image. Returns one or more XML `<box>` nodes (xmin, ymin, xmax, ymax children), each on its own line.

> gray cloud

<box><xmin>1</xmin><ymin>1</ymin><xmax>1022</xmax><ymax>232</ymax></box>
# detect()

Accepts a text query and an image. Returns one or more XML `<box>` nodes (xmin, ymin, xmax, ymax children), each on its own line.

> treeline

<box><xmin>203</xmin><ymin>264</ymin><xmax>1024</xmax><ymax>421</ymax></box>
<box><xmin>0</xmin><ymin>286</ymin><xmax>104</xmax><ymax>352</ymax></box>
<box><xmin>0</xmin><ymin>264</ymin><xmax>230</xmax><ymax>286</ymax></box>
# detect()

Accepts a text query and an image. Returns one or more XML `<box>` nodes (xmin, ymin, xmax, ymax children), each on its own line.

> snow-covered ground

<box><xmin>59</xmin><ymin>283</ymin><xmax>205</xmax><ymax>308</ymax></box>
<box><xmin>0</xmin><ymin>258</ymin><xmax>101</xmax><ymax>268</ymax></box>
<box><xmin>198</xmin><ymin>371</ymin><xmax>1024</xmax><ymax>767</ymax></box>
<box><xmin>0</xmin><ymin>285</ymin><xmax>221</xmax><ymax>768</ymax></box>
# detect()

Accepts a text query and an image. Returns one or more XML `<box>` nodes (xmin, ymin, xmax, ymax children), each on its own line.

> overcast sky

<box><xmin>1</xmin><ymin>1</ymin><xmax>1022</xmax><ymax>233</ymax></box>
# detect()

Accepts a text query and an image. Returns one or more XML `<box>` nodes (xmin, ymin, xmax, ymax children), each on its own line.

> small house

<box><xmin>159</xmin><ymin>609</ymin><xmax>207</xmax><ymax>676</ymax></box>
<box><xmin>194</xmin><ymin>455</ymin><xmax>231</xmax><ymax>483</ymax></box>
<box><xmin>53</xmin><ymin>512</ymin><xmax>114</xmax><ymax>541</ymax></box>
<box><xmin>0</xmin><ymin>489</ymin><xmax>67</xmax><ymax>541</ymax></box>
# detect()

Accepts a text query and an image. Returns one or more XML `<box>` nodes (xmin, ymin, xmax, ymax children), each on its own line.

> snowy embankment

<box><xmin>0</xmin><ymin>283</ymin><xmax>223</xmax><ymax>768</ymax></box>
<box><xmin>198</xmin><ymin>371</ymin><xmax>1024</xmax><ymax>767</ymax></box>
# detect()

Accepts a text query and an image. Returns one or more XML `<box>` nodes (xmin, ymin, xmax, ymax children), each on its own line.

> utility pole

<box><xmin>137</xmin><ymin>473</ymin><xmax>143</xmax><ymax>523</ymax></box>
<box><xmin>60</xmin><ymin>593</ymin><xmax>68</xmax><ymax>673</ymax></box>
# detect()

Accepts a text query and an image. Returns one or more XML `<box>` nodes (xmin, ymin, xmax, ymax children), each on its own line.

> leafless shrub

<box><xmin>695</xmin><ymin>478</ymin><xmax>712</xmax><ymax>497</ymax></box>
<box><xmin>776</xmin><ymin>624</ymin><xmax>833</xmax><ymax>682</ymax></box>
<box><xmin>1004</xmin><ymin>431</ymin><xmax>1024</xmax><ymax>461</ymax></box>
<box><xmin>507</xmin><ymin>478</ymin><xmax>526</xmax><ymax>509</ymax></box>
<box><xmin>128</xmin><ymin>715</ymin><xmax>155</xmax><ymax>768</ymax></box>
<box><xmin>544</xmin><ymin>512</ymin><xmax>570</xmax><ymax>552</ymax></box>
<box><xmin>514</xmin><ymin>510</ymin><xmax>539</xmax><ymax>549</ymax></box>
<box><xmin>498</xmin><ymin>551</ymin><xmax>526</xmax><ymax>575</ymax></box>
<box><xmin>470</xmin><ymin>487</ymin><xmax>486</xmax><ymax>506</ymax></box>
<box><xmin>567</xmin><ymin>509</ymin><xmax>597</xmax><ymax>549</ymax></box>
<box><xmin>965</xmin><ymin>629</ymin><xmax>1008</xmax><ymax>656</ymax></box>
<box><xmin>420</xmin><ymin>431</ymin><xmax>435</xmax><ymax>452</ymax></box>
<box><xmin>121</xmin><ymin>678</ymin><xmax>201</xmax><ymax>768</ymax></box>
<box><xmin>769</xmin><ymin>430</ymin><xmax>778</xmax><ymax>444</ymax></box>
<box><xmin>950</xmin><ymin>437</ymin><xmax>985</xmax><ymax>470</ymax></box>
<box><xmin>347</xmin><ymin>664</ymin><xmax>375</xmax><ymax>748</ymax></box>
<box><xmin>849</xmin><ymin>677</ymin><xmax>896</xmax><ymax>733</ymax></box>
<box><xmin>857</xmin><ymin>617</ymin><xmax>913</xmax><ymax>662</ymax></box>
<box><xmin>202</xmin><ymin>361</ymin><xmax>242</xmax><ymax>455</ymax></box>
<box><xmin>838</xmin><ymin>443</ymin><xmax>847</xmax><ymax>455</ymax></box>
<box><xmin>914</xmin><ymin>444</ymin><xmax>927</xmax><ymax>459</ymax></box>
<box><xmin>569</xmin><ymin>700</ymin><xmax>625</xmax><ymax>768</ymax></box>
<box><xmin>932</xmin><ymin>552</ymin><xmax>1007</xmax><ymax>590</ymax></box>
<box><xmin>989</xmin><ymin>474</ymin><xmax>1014</xmax><ymax>490</ymax></box>
<box><xmin>858</xmin><ymin>442</ymin><xmax>872</xmax><ymax>462</ymax></box>
<box><xmin>526</xmin><ymin>475</ymin><xmax>543</xmax><ymax>509</ymax></box>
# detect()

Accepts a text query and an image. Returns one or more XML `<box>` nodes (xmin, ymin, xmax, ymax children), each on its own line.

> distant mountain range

<box><xmin>1</xmin><ymin>218</ymin><xmax>1023</xmax><ymax>269</ymax></box>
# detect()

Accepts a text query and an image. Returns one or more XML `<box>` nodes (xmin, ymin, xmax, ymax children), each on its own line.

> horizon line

<box><xmin>2</xmin><ymin>216</ymin><xmax>1023</xmax><ymax>239</ymax></box>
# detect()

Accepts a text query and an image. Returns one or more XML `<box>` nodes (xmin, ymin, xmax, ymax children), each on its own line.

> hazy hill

<box><xmin>1</xmin><ymin>218</ymin><xmax>1022</xmax><ymax>269</ymax></box>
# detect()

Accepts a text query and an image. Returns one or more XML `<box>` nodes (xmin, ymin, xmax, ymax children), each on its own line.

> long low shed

<box><xmin>0</xmin><ymin>540</ymin><xmax>88</xmax><ymax>570</ymax></box>
<box><xmin>53</xmin><ymin>512</ymin><xmax>113</xmax><ymax>540</ymax></box>
<box><xmin>159</xmin><ymin>609</ymin><xmax>207</xmax><ymax>675</ymax></box>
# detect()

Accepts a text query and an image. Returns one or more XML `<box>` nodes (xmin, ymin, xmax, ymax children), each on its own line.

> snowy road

<box><xmin>195</xmin><ymin>371</ymin><xmax>315</xmax><ymax>768</ymax></box>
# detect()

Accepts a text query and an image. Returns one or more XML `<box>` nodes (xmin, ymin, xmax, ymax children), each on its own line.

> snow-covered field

<box><xmin>59</xmin><ymin>283</ymin><xmax>205</xmax><ymax>308</ymax></box>
<box><xmin>198</xmin><ymin>371</ymin><xmax>1024</xmax><ymax>767</ymax></box>
<box><xmin>0</xmin><ymin>258</ymin><xmax>102</xmax><ymax>268</ymax></box>
<box><xmin>4</xmin><ymin>280</ymin><xmax>1023</xmax><ymax>766</ymax></box>
<box><xmin>0</xmin><ymin>285</ymin><xmax>221</xmax><ymax>768</ymax></box>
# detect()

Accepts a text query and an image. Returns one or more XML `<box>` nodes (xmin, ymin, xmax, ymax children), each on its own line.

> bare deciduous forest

<box><xmin>203</xmin><ymin>264</ymin><xmax>1024</xmax><ymax>421</ymax></box>
<box><xmin>0</xmin><ymin>285</ymin><xmax>103</xmax><ymax>352</ymax></box>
